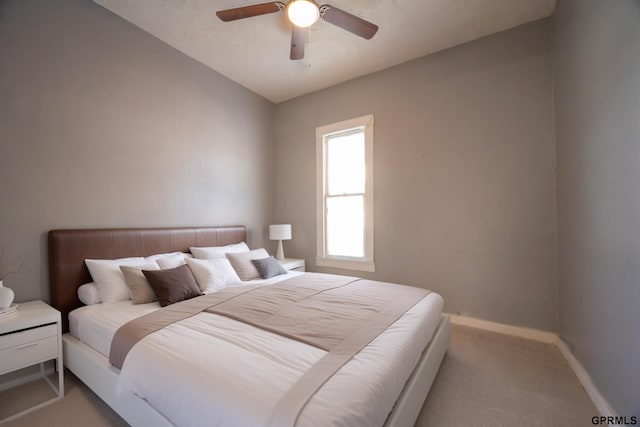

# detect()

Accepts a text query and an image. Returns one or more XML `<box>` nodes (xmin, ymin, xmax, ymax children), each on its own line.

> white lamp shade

<box><xmin>269</xmin><ymin>224</ymin><xmax>292</xmax><ymax>241</ymax></box>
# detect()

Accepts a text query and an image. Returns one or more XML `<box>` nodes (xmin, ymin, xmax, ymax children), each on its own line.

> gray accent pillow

<box><xmin>120</xmin><ymin>264</ymin><xmax>159</xmax><ymax>304</ymax></box>
<box><xmin>142</xmin><ymin>264</ymin><xmax>202</xmax><ymax>307</ymax></box>
<box><xmin>251</xmin><ymin>256</ymin><xmax>288</xmax><ymax>279</ymax></box>
<box><xmin>226</xmin><ymin>248</ymin><xmax>270</xmax><ymax>281</ymax></box>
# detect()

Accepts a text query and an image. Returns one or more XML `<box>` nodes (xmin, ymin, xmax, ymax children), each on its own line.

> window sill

<box><xmin>315</xmin><ymin>257</ymin><xmax>376</xmax><ymax>272</ymax></box>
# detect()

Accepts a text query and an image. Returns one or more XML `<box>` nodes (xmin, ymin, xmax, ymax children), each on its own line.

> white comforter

<box><xmin>70</xmin><ymin>273</ymin><xmax>443</xmax><ymax>427</ymax></box>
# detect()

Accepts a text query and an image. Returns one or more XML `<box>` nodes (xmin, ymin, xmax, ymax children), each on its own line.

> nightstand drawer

<box><xmin>0</xmin><ymin>335</ymin><xmax>58</xmax><ymax>374</ymax></box>
<box><xmin>277</xmin><ymin>258</ymin><xmax>305</xmax><ymax>271</ymax></box>
<box><xmin>0</xmin><ymin>323</ymin><xmax>57</xmax><ymax>351</ymax></box>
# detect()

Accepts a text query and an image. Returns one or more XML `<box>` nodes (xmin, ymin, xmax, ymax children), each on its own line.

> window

<box><xmin>316</xmin><ymin>115</ymin><xmax>374</xmax><ymax>272</ymax></box>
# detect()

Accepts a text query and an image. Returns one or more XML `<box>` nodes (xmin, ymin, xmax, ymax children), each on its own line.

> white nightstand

<box><xmin>0</xmin><ymin>300</ymin><xmax>64</xmax><ymax>422</ymax></box>
<box><xmin>278</xmin><ymin>258</ymin><xmax>306</xmax><ymax>272</ymax></box>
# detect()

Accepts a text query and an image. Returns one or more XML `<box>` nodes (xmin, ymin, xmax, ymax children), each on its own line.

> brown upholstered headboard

<box><xmin>48</xmin><ymin>226</ymin><xmax>246</xmax><ymax>332</ymax></box>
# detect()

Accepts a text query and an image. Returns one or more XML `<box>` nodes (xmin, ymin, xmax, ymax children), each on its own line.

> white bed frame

<box><xmin>50</xmin><ymin>227</ymin><xmax>450</xmax><ymax>426</ymax></box>
<box><xmin>62</xmin><ymin>314</ymin><xmax>450</xmax><ymax>427</ymax></box>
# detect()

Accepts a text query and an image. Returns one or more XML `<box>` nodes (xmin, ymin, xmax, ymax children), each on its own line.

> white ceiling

<box><xmin>94</xmin><ymin>0</ymin><xmax>556</xmax><ymax>103</ymax></box>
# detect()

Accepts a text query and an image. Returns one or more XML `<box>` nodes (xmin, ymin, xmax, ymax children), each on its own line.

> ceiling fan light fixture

<box><xmin>287</xmin><ymin>0</ymin><xmax>319</xmax><ymax>28</ymax></box>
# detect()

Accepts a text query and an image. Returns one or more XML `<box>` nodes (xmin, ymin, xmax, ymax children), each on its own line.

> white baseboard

<box><xmin>449</xmin><ymin>314</ymin><xmax>618</xmax><ymax>421</ymax></box>
<box><xmin>449</xmin><ymin>314</ymin><xmax>557</xmax><ymax>343</ymax></box>
<box><xmin>556</xmin><ymin>339</ymin><xmax>618</xmax><ymax>420</ymax></box>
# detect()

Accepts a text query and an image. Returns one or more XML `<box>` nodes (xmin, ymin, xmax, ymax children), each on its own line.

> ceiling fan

<box><xmin>216</xmin><ymin>1</ymin><xmax>379</xmax><ymax>60</ymax></box>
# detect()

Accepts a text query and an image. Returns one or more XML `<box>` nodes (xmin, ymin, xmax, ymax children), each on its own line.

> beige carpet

<box><xmin>416</xmin><ymin>325</ymin><xmax>598</xmax><ymax>427</ymax></box>
<box><xmin>1</xmin><ymin>324</ymin><xmax>598</xmax><ymax>426</ymax></box>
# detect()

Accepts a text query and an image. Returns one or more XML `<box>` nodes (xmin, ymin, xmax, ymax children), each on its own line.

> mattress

<box><xmin>69</xmin><ymin>271</ymin><xmax>305</xmax><ymax>358</ymax></box>
<box><xmin>69</xmin><ymin>272</ymin><xmax>444</xmax><ymax>427</ymax></box>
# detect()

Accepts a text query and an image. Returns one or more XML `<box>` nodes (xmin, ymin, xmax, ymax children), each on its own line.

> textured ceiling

<box><xmin>94</xmin><ymin>0</ymin><xmax>556</xmax><ymax>103</ymax></box>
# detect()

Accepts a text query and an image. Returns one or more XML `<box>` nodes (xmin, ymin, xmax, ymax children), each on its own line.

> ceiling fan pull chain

<box><xmin>306</xmin><ymin>26</ymin><xmax>312</xmax><ymax>66</ymax></box>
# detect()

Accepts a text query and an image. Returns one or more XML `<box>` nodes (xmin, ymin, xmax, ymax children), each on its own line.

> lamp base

<box><xmin>276</xmin><ymin>240</ymin><xmax>285</xmax><ymax>260</ymax></box>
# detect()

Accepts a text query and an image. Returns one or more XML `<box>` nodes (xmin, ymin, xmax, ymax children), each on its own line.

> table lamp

<box><xmin>269</xmin><ymin>224</ymin><xmax>291</xmax><ymax>260</ymax></box>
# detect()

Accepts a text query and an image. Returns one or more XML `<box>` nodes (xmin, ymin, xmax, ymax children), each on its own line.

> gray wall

<box><xmin>3</xmin><ymin>0</ymin><xmax>635</xmax><ymax>414</ymax></box>
<box><xmin>0</xmin><ymin>0</ymin><xmax>275</xmax><ymax>303</ymax></box>
<box><xmin>275</xmin><ymin>19</ymin><xmax>558</xmax><ymax>331</ymax></box>
<box><xmin>554</xmin><ymin>0</ymin><xmax>640</xmax><ymax>417</ymax></box>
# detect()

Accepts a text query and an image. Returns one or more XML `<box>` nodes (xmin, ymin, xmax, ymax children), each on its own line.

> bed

<box><xmin>48</xmin><ymin>226</ymin><xmax>450</xmax><ymax>427</ymax></box>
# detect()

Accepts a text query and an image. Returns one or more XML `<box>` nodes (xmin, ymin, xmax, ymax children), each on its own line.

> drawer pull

<box><xmin>17</xmin><ymin>343</ymin><xmax>39</xmax><ymax>350</ymax></box>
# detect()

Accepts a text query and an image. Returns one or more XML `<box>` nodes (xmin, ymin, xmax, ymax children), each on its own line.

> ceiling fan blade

<box><xmin>320</xmin><ymin>5</ymin><xmax>378</xmax><ymax>40</ymax></box>
<box><xmin>216</xmin><ymin>2</ymin><xmax>284</xmax><ymax>22</ymax></box>
<box><xmin>290</xmin><ymin>26</ymin><xmax>306</xmax><ymax>60</ymax></box>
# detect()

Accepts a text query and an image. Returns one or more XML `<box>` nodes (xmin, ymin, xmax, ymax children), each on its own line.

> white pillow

<box><xmin>85</xmin><ymin>257</ymin><xmax>147</xmax><ymax>303</ymax></box>
<box><xmin>190</xmin><ymin>242</ymin><xmax>250</xmax><ymax>259</ymax></box>
<box><xmin>144</xmin><ymin>252</ymin><xmax>186</xmax><ymax>262</ymax></box>
<box><xmin>77</xmin><ymin>282</ymin><xmax>102</xmax><ymax>305</ymax></box>
<box><xmin>225</xmin><ymin>248</ymin><xmax>270</xmax><ymax>281</ymax></box>
<box><xmin>156</xmin><ymin>253</ymin><xmax>190</xmax><ymax>269</ymax></box>
<box><xmin>185</xmin><ymin>258</ymin><xmax>241</xmax><ymax>293</ymax></box>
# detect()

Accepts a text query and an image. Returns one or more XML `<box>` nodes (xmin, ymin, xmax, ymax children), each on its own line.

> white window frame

<box><xmin>316</xmin><ymin>114</ymin><xmax>375</xmax><ymax>272</ymax></box>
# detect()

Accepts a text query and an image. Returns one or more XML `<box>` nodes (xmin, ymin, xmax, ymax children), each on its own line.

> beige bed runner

<box><xmin>110</xmin><ymin>273</ymin><xmax>430</xmax><ymax>425</ymax></box>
